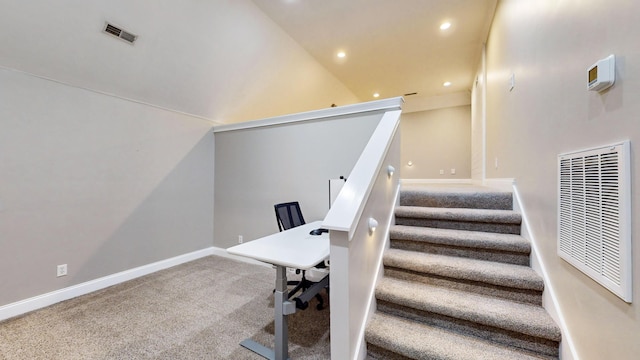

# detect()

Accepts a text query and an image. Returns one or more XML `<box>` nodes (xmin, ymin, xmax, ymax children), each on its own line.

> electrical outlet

<box><xmin>439</xmin><ymin>169</ymin><xmax>444</xmax><ymax>175</ymax></box>
<box><xmin>451</xmin><ymin>168</ymin><xmax>456</xmax><ymax>175</ymax></box>
<box><xmin>57</xmin><ymin>264</ymin><xmax>67</xmax><ymax>277</ymax></box>
<box><xmin>238</xmin><ymin>235</ymin><xmax>243</xmax><ymax>244</ymax></box>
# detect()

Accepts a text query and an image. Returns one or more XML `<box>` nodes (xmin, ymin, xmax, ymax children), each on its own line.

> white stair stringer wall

<box><xmin>499</xmin><ymin>179</ymin><xmax>579</xmax><ymax>360</ymax></box>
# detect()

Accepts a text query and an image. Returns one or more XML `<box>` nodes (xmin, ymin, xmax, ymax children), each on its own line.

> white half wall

<box><xmin>213</xmin><ymin>107</ymin><xmax>392</xmax><ymax>249</ymax></box>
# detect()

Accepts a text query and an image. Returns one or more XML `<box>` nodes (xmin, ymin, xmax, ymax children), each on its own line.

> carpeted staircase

<box><xmin>365</xmin><ymin>185</ymin><xmax>561</xmax><ymax>360</ymax></box>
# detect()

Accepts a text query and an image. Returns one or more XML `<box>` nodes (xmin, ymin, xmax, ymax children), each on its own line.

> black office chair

<box><xmin>275</xmin><ymin>201</ymin><xmax>306</xmax><ymax>232</ymax></box>
<box><xmin>274</xmin><ymin>201</ymin><xmax>328</xmax><ymax>310</ymax></box>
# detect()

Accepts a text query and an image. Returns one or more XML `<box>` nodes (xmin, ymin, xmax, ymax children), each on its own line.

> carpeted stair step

<box><xmin>367</xmin><ymin>185</ymin><xmax>560</xmax><ymax>359</ymax></box>
<box><xmin>374</xmin><ymin>277</ymin><xmax>561</xmax><ymax>357</ymax></box>
<box><xmin>400</xmin><ymin>186</ymin><xmax>513</xmax><ymax>210</ymax></box>
<box><xmin>383</xmin><ymin>249</ymin><xmax>544</xmax><ymax>305</ymax></box>
<box><xmin>366</xmin><ymin>312</ymin><xmax>558</xmax><ymax>360</ymax></box>
<box><xmin>389</xmin><ymin>225</ymin><xmax>531</xmax><ymax>265</ymax></box>
<box><xmin>395</xmin><ymin>206</ymin><xmax>522</xmax><ymax>234</ymax></box>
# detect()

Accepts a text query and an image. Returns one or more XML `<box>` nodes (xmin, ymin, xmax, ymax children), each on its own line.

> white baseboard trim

<box><xmin>400</xmin><ymin>178</ymin><xmax>515</xmax><ymax>191</ymax></box>
<box><xmin>511</xmin><ymin>184</ymin><xmax>579</xmax><ymax>360</ymax></box>
<box><xmin>483</xmin><ymin>178</ymin><xmax>515</xmax><ymax>192</ymax></box>
<box><xmin>0</xmin><ymin>247</ymin><xmax>216</xmax><ymax>322</ymax></box>
<box><xmin>400</xmin><ymin>178</ymin><xmax>473</xmax><ymax>185</ymax></box>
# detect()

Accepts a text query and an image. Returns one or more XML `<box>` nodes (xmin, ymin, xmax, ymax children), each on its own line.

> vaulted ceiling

<box><xmin>253</xmin><ymin>0</ymin><xmax>497</xmax><ymax>110</ymax></box>
<box><xmin>0</xmin><ymin>0</ymin><xmax>496</xmax><ymax>122</ymax></box>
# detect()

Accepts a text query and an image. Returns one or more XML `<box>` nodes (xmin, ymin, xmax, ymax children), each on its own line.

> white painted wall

<box><xmin>0</xmin><ymin>68</ymin><xmax>214</xmax><ymax>307</ymax></box>
<box><xmin>471</xmin><ymin>45</ymin><xmax>486</xmax><ymax>183</ymax></box>
<box><xmin>400</xmin><ymin>105</ymin><xmax>471</xmax><ymax>179</ymax></box>
<box><xmin>485</xmin><ymin>1</ymin><xmax>640</xmax><ymax>359</ymax></box>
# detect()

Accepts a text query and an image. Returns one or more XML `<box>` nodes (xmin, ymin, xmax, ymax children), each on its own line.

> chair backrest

<box><xmin>274</xmin><ymin>201</ymin><xmax>306</xmax><ymax>232</ymax></box>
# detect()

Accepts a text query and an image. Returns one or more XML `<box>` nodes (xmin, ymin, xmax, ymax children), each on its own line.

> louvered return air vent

<box><xmin>558</xmin><ymin>141</ymin><xmax>632</xmax><ymax>302</ymax></box>
<box><xmin>103</xmin><ymin>22</ymin><xmax>137</xmax><ymax>45</ymax></box>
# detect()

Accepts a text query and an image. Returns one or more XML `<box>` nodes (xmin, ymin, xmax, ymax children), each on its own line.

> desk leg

<box><xmin>239</xmin><ymin>265</ymin><xmax>292</xmax><ymax>360</ymax></box>
<box><xmin>274</xmin><ymin>265</ymin><xmax>289</xmax><ymax>360</ymax></box>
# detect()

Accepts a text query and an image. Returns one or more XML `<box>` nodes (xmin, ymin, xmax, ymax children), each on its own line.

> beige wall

<box><xmin>485</xmin><ymin>1</ymin><xmax>640</xmax><ymax>359</ymax></box>
<box><xmin>471</xmin><ymin>46</ymin><xmax>486</xmax><ymax>183</ymax></box>
<box><xmin>0</xmin><ymin>68</ymin><xmax>214</xmax><ymax>307</ymax></box>
<box><xmin>400</xmin><ymin>105</ymin><xmax>471</xmax><ymax>179</ymax></box>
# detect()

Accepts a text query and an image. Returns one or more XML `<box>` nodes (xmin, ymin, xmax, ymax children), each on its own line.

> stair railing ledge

<box><xmin>323</xmin><ymin>107</ymin><xmax>402</xmax><ymax>360</ymax></box>
<box><xmin>322</xmin><ymin>109</ymin><xmax>402</xmax><ymax>240</ymax></box>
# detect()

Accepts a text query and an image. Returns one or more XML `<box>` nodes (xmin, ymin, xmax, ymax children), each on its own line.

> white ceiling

<box><xmin>0</xmin><ymin>0</ymin><xmax>497</xmax><ymax>122</ymax></box>
<box><xmin>252</xmin><ymin>0</ymin><xmax>497</xmax><ymax>107</ymax></box>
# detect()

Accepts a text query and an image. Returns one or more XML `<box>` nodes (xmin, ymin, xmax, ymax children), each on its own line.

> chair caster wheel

<box><xmin>295</xmin><ymin>298</ymin><xmax>309</xmax><ymax>310</ymax></box>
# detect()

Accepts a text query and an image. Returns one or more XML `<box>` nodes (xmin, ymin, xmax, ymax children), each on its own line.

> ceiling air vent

<box><xmin>103</xmin><ymin>22</ymin><xmax>137</xmax><ymax>45</ymax></box>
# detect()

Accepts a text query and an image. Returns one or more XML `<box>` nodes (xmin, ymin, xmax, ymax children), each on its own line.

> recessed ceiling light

<box><xmin>440</xmin><ymin>22</ymin><xmax>451</xmax><ymax>30</ymax></box>
<box><xmin>373</xmin><ymin>93</ymin><xmax>380</xmax><ymax>98</ymax></box>
<box><xmin>443</xmin><ymin>81</ymin><xmax>452</xmax><ymax>87</ymax></box>
<box><xmin>337</xmin><ymin>51</ymin><xmax>346</xmax><ymax>58</ymax></box>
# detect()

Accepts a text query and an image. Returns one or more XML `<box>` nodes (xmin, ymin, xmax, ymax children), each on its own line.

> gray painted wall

<box><xmin>400</xmin><ymin>105</ymin><xmax>471</xmax><ymax>179</ymax></box>
<box><xmin>213</xmin><ymin>113</ymin><xmax>384</xmax><ymax>249</ymax></box>
<box><xmin>0</xmin><ymin>0</ymin><xmax>362</xmax><ymax>311</ymax></box>
<box><xmin>0</xmin><ymin>68</ymin><xmax>214</xmax><ymax>307</ymax></box>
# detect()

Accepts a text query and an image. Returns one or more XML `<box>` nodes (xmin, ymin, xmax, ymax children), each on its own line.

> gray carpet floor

<box><xmin>0</xmin><ymin>256</ymin><xmax>330</xmax><ymax>360</ymax></box>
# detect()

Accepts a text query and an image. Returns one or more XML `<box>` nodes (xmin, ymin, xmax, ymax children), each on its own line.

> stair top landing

<box><xmin>400</xmin><ymin>185</ymin><xmax>513</xmax><ymax>210</ymax></box>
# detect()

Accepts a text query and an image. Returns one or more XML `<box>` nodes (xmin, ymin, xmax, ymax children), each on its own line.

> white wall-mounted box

<box><xmin>588</xmin><ymin>54</ymin><xmax>615</xmax><ymax>91</ymax></box>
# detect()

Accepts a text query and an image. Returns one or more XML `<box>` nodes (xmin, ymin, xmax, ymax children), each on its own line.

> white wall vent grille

<box><xmin>558</xmin><ymin>141</ymin><xmax>632</xmax><ymax>302</ymax></box>
<box><xmin>103</xmin><ymin>22</ymin><xmax>137</xmax><ymax>44</ymax></box>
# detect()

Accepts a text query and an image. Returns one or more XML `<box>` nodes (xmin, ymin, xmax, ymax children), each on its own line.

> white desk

<box><xmin>227</xmin><ymin>221</ymin><xmax>329</xmax><ymax>360</ymax></box>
